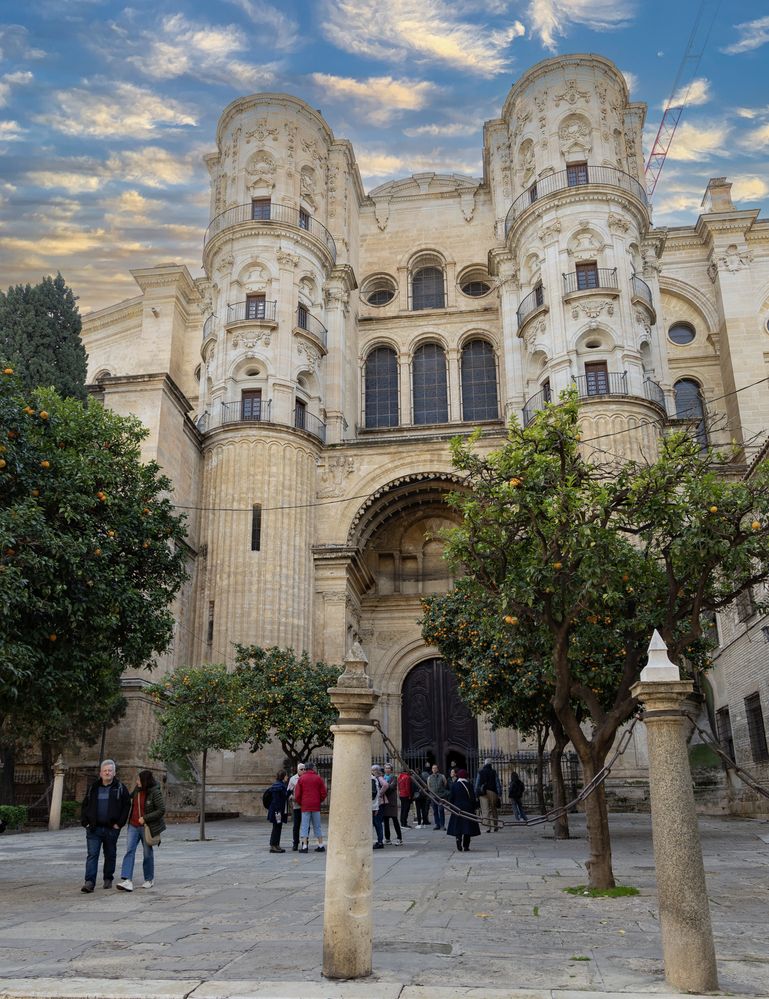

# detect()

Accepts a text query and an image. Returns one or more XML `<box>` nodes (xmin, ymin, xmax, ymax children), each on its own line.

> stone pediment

<box><xmin>368</xmin><ymin>172</ymin><xmax>480</xmax><ymax>200</ymax></box>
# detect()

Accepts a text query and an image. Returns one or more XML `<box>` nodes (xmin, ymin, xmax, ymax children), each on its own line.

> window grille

<box><xmin>674</xmin><ymin>379</ymin><xmax>708</xmax><ymax>448</ymax></box>
<box><xmin>251</xmin><ymin>505</ymin><xmax>262</xmax><ymax>552</ymax></box>
<box><xmin>251</xmin><ymin>198</ymin><xmax>271</xmax><ymax>220</ymax></box>
<box><xmin>567</xmin><ymin>161</ymin><xmax>589</xmax><ymax>186</ymax></box>
<box><xmin>461</xmin><ymin>340</ymin><xmax>498</xmax><ymax>421</ymax></box>
<box><xmin>413</xmin><ymin>343</ymin><xmax>448</xmax><ymax>424</ymax></box>
<box><xmin>364</xmin><ymin>346</ymin><xmax>398</xmax><ymax>428</ymax></box>
<box><xmin>745</xmin><ymin>692</ymin><xmax>769</xmax><ymax>762</ymax></box>
<box><xmin>412</xmin><ymin>266</ymin><xmax>445</xmax><ymax>310</ymax></box>
<box><xmin>716</xmin><ymin>706</ymin><xmax>735</xmax><ymax>762</ymax></box>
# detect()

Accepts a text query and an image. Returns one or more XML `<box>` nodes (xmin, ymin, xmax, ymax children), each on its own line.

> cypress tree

<box><xmin>0</xmin><ymin>273</ymin><xmax>88</xmax><ymax>402</ymax></box>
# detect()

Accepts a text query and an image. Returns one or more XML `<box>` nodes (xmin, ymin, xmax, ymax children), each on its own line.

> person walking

<box><xmin>397</xmin><ymin>767</ymin><xmax>413</xmax><ymax>827</ymax></box>
<box><xmin>427</xmin><ymin>763</ymin><xmax>447</xmax><ymax>830</ymax></box>
<box><xmin>80</xmin><ymin>759</ymin><xmax>130</xmax><ymax>892</ymax></box>
<box><xmin>381</xmin><ymin>763</ymin><xmax>402</xmax><ymax>845</ymax></box>
<box><xmin>371</xmin><ymin>764</ymin><xmax>386</xmax><ymax>849</ymax></box>
<box><xmin>415</xmin><ymin>767</ymin><xmax>431</xmax><ymax>828</ymax></box>
<box><xmin>294</xmin><ymin>761</ymin><xmax>327</xmax><ymax>853</ymax></box>
<box><xmin>446</xmin><ymin>768</ymin><xmax>481</xmax><ymax>851</ymax></box>
<box><xmin>116</xmin><ymin>769</ymin><xmax>166</xmax><ymax>891</ymax></box>
<box><xmin>475</xmin><ymin>758</ymin><xmax>502</xmax><ymax>832</ymax></box>
<box><xmin>266</xmin><ymin>769</ymin><xmax>288</xmax><ymax>853</ymax></box>
<box><xmin>509</xmin><ymin>771</ymin><xmax>528</xmax><ymax>821</ymax></box>
<box><xmin>287</xmin><ymin>762</ymin><xmax>305</xmax><ymax>851</ymax></box>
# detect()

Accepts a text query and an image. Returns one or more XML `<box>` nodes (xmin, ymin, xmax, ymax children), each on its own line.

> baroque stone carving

<box><xmin>297</xmin><ymin>341</ymin><xmax>321</xmax><ymax>371</ymax></box>
<box><xmin>215</xmin><ymin>253</ymin><xmax>234</xmax><ymax>275</ymax></box>
<box><xmin>245</xmin><ymin>119</ymin><xmax>278</xmax><ymax>143</ymax></box>
<box><xmin>233</xmin><ymin>330</ymin><xmax>271</xmax><ymax>350</ymax></box>
<box><xmin>559</xmin><ymin>115</ymin><xmax>592</xmax><ymax>156</ymax></box>
<box><xmin>608</xmin><ymin>212</ymin><xmax>631</xmax><ymax>233</ymax></box>
<box><xmin>277</xmin><ymin>251</ymin><xmax>299</xmax><ymax>268</ymax></box>
<box><xmin>634</xmin><ymin>310</ymin><xmax>652</xmax><ymax>337</ymax></box>
<box><xmin>538</xmin><ymin>219</ymin><xmax>561</xmax><ymax>243</ymax></box>
<box><xmin>554</xmin><ymin>80</ymin><xmax>591</xmax><ymax>106</ymax></box>
<box><xmin>571</xmin><ymin>299</ymin><xmax>614</xmax><ymax>320</ymax></box>
<box><xmin>317</xmin><ymin>455</ymin><xmax>355</xmax><ymax>498</ymax></box>
<box><xmin>718</xmin><ymin>244</ymin><xmax>752</xmax><ymax>272</ymax></box>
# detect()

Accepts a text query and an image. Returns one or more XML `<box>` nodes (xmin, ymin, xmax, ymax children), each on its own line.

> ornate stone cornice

<box><xmin>82</xmin><ymin>298</ymin><xmax>143</xmax><ymax>336</ymax></box>
<box><xmin>130</xmin><ymin>264</ymin><xmax>200</xmax><ymax>305</ymax></box>
<box><xmin>347</xmin><ymin>471</ymin><xmax>467</xmax><ymax>544</ymax></box>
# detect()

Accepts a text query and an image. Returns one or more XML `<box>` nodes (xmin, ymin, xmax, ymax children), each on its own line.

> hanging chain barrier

<box><xmin>371</xmin><ymin>716</ymin><xmax>639</xmax><ymax>829</ymax></box>
<box><xmin>687</xmin><ymin>717</ymin><xmax>769</xmax><ymax>801</ymax></box>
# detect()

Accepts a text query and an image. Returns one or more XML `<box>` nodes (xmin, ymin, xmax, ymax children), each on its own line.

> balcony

<box><xmin>517</xmin><ymin>286</ymin><xmax>546</xmax><ymax>330</ymax></box>
<box><xmin>200</xmin><ymin>398</ymin><xmax>326</xmax><ymax>442</ymax></box>
<box><xmin>563</xmin><ymin>268</ymin><xmax>619</xmax><ymax>296</ymax></box>
<box><xmin>202</xmin><ymin>314</ymin><xmax>216</xmax><ymax>342</ymax></box>
<box><xmin>522</xmin><ymin>386</ymin><xmax>552</xmax><ymax>425</ymax></box>
<box><xmin>504</xmin><ymin>166</ymin><xmax>648</xmax><ymax>236</ymax></box>
<box><xmin>203</xmin><ymin>202</ymin><xmax>336</xmax><ymax>262</ymax></box>
<box><xmin>631</xmin><ymin>274</ymin><xmax>656</xmax><ymax>322</ymax></box>
<box><xmin>225</xmin><ymin>300</ymin><xmax>278</xmax><ymax>326</ymax></box>
<box><xmin>294</xmin><ymin>306</ymin><xmax>328</xmax><ymax>350</ymax></box>
<box><xmin>522</xmin><ymin>373</ymin><xmax>667</xmax><ymax>426</ymax></box>
<box><xmin>642</xmin><ymin>378</ymin><xmax>667</xmax><ymax>413</ymax></box>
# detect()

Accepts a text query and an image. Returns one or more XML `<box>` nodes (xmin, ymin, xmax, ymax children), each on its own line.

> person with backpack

<box><xmin>509</xmin><ymin>771</ymin><xmax>528</xmax><ymax>821</ymax></box>
<box><xmin>294</xmin><ymin>761</ymin><xmax>327</xmax><ymax>853</ymax></box>
<box><xmin>264</xmin><ymin>769</ymin><xmax>288</xmax><ymax>853</ymax></box>
<box><xmin>475</xmin><ymin>758</ymin><xmax>502</xmax><ymax>832</ymax></box>
<box><xmin>371</xmin><ymin>764</ymin><xmax>386</xmax><ymax>849</ymax></box>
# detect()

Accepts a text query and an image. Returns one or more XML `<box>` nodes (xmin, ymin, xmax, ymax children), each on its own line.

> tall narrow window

<box><xmin>674</xmin><ymin>378</ymin><xmax>708</xmax><ymax>448</ymax></box>
<box><xmin>251</xmin><ymin>504</ymin><xmax>262</xmax><ymax>551</ymax></box>
<box><xmin>251</xmin><ymin>198</ymin><xmax>271</xmax><ymax>220</ymax></box>
<box><xmin>298</xmin><ymin>207</ymin><xmax>310</xmax><ymax>230</ymax></box>
<box><xmin>413</xmin><ymin>343</ymin><xmax>448</xmax><ymax>424</ymax></box>
<box><xmin>207</xmin><ymin>601</ymin><xmax>215</xmax><ymax>646</ymax></box>
<box><xmin>567</xmin><ymin>161</ymin><xmax>589</xmax><ymax>186</ymax></box>
<box><xmin>364</xmin><ymin>346</ymin><xmax>398</xmax><ymax>428</ymax></box>
<box><xmin>542</xmin><ymin>377</ymin><xmax>551</xmax><ymax>403</ymax></box>
<box><xmin>534</xmin><ymin>281</ymin><xmax>544</xmax><ymax>307</ymax></box>
<box><xmin>584</xmin><ymin>361</ymin><xmax>609</xmax><ymax>396</ymax></box>
<box><xmin>575</xmin><ymin>261</ymin><xmax>599</xmax><ymax>290</ymax></box>
<box><xmin>461</xmin><ymin>340</ymin><xmax>498</xmax><ymax>421</ymax></box>
<box><xmin>736</xmin><ymin>588</ymin><xmax>755</xmax><ymax>622</ymax></box>
<box><xmin>528</xmin><ymin>181</ymin><xmax>538</xmax><ymax>204</ymax></box>
<box><xmin>745</xmin><ymin>692</ymin><xmax>769</xmax><ymax>762</ymax></box>
<box><xmin>246</xmin><ymin>293</ymin><xmax>266</xmax><ymax>320</ymax></box>
<box><xmin>716</xmin><ymin>706</ymin><xmax>735</xmax><ymax>763</ymax></box>
<box><xmin>412</xmin><ymin>266</ymin><xmax>445</xmax><ymax>310</ymax></box>
<box><xmin>294</xmin><ymin>398</ymin><xmax>306</xmax><ymax>430</ymax></box>
<box><xmin>241</xmin><ymin>389</ymin><xmax>262</xmax><ymax>421</ymax></box>
<box><xmin>297</xmin><ymin>303</ymin><xmax>309</xmax><ymax>330</ymax></box>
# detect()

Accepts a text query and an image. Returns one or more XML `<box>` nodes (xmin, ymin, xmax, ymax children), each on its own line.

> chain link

<box><xmin>687</xmin><ymin>718</ymin><xmax>769</xmax><ymax>801</ymax></box>
<box><xmin>371</xmin><ymin>716</ymin><xmax>639</xmax><ymax>829</ymax></box>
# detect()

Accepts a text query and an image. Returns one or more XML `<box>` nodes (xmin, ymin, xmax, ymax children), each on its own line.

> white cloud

<box><xmin>105</xmin><ymin>147</ymin><xmax>195</xmax><ymax>188</ymax></box>
<box><xmin>667</xmin><ymin>77</ymin><xmax>711</xmax><ymax>109</ymax></box>
<box><xmin>403</xmin><ymin>122</ymin><xmax>480</xmax><ymax>137</ymax></box>
<box><xmin>730</xmin><ymin>175</ymin><xmax>769</xmax><ymax>202</ymax></box>
<box><xmin>722</xmin><ymin>16</ymin><xmax>769</xmax><ymax>55</ymax></box>
<box><xmin>621</xmin><ymin>70</ymin><xmax>638</xmax><ymax>96</ymax></box>
<box><xmin>35</xmin><ymin>81</ymin><xmax>196</xmax><ymax>138</ymax></box>
<box><xmin>664</xmin><ymin>121</ymin><xmax>729</xmax><ymax>162</ymax></box>
<box><xmin>527</xmin><ymin>0</ymin><xmax>636</xmax><ymax>51</ymax></box>
<box><xmin>320</xmin><ymin>0</ymin><xmax>525</xmax><ymax>76</ymax></box>
<box><xmin>0</xmin><ymin>25</ymin><xmax>46</xmax><ymax>62</ymax></box>
<box><xmin>310</xmin><ymin>73</ymin><xmax>436</xmax><ymax>125</ymax></box>
<box><xmin>225</xmin><ymin>0</ymin><xmax>300</xmax><ymax>52</ymax></box>
<box><xmin>356</xmin><ymin>145</ymin><xmax>480</xmax><ymax>184</ymax></box>
<box><xmin>26</xmin><ymin>170</ymin><xmax>103</xmax><ymax>193</ymax></box>
<box><xmin>0</xmin><ymin>119</ymin><xmax>24</xmax><ymax>141</ymax></box>
<box><xmin>742</xmin><ymin>122</ymin><xmax>769</xmax><ymax>149</ymax></box>
<box><xmin>127</xmin><ymin>13</ymin><xmax>278</xmax><ymax>89</ymax></box>
<box><xmin>0</xmin><ymin>70</ymin><xmax>32</xmax><ymax>107</ymax></box>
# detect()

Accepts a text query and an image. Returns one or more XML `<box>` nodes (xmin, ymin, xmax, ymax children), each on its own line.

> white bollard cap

<box><xmin>640</xmin><ymin>629</ymin><xmax>681</xmax><ymax>682</ymax></box>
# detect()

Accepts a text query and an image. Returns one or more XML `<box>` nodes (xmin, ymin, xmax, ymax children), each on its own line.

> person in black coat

<box><xmin>79</xmin><ymin>759</ymin><xmax>131</xmax><ymax>892</ymax></box>
<box><xmin>267</xmin><ymin>770</ymin><xmax>289</xmax><ymax>853</ymax></box>
<box><xmin>446</xmin><ymin>768</ymin><xmax>481</xmax><ymax>851</ymax></box>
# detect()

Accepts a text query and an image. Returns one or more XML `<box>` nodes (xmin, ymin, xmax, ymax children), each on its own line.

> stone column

<box><xmin>322</xmin><ymin>642</ymin><xmax>379</xmax><ymax>980</ymax></box>
<box><xmin>630</xmin><ymin>631</ymin><xmax>718</xmax><ymax>993</ymax></box>
<box><xmin>48</xmin><ymin>756</ymin><xmax>67</xmax><ymax>831</ymax></box>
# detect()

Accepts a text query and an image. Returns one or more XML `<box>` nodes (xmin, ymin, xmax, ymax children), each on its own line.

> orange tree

<box><xmin>438</xmin><ymin>392</ymin><xmax>769</xmax><ymax>887</ymax></box>
<box><xmin>0</xmin><ymin>367</ymin><xmax>188</xmax><ymax>802</ymax></box>
<box><xmin>234</xmin><ymin>645</ymin><xmax>343</xmax><ymax>769</ymax></box>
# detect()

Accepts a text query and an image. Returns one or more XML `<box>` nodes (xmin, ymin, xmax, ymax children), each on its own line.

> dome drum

<box><xmin>203</xmin><ymin>202</ymin><xmax>337</xmax><ymax>266</ymax></box>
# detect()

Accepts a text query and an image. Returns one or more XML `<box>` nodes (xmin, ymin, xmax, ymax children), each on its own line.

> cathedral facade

<box><xmin>82</xmin><ymin>54</ymin><xmax>769</xmax><ymax>812</ymax></box>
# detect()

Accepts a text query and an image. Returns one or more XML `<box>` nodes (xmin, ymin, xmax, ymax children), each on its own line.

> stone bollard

<box><xmin>631</xmin><ymin>630</ymin><xmax>718</xmax><ymax>993</ymax></box>
<box><xmin>322</xmin><ymin>642</ymin><xmax>379</xmax><ymax>980</ymax></box>
<box><xmin>48</xmin><ymin>755</ymin><xmax>67</xmax><ymax>831</ymax></box>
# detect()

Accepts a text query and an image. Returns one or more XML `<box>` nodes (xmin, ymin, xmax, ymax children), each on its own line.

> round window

<box><xmin>362</xmin><ymin>274</ymin><xmax>397</xmax><ymax>307</ymax></box>
<box><xmin>458</xmin><ymin>266</ymin><xmax>492</xmax><ymax>298</ymax></box>
<box><xmin>461</xmin><ymin>279</ymin><xmax>491</xmax><ymax>297</ymax></box>
<box><xmin>668</xmin><ymin>322</ymin><xmax>695</xmax><ymax>345</ymax></box>
<box><xmin>367</xmin><ymin>287</ymin><xmax>395</xmax><ymax>306</ymax></box>
<box><xmin>585</xmin><ymin>340</ymin><xmax>602</xmax><ymax>349</ymax></box>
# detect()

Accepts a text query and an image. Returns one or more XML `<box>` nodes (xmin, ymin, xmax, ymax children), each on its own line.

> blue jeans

<box><xmin>432</xmin><ymin>803</ymin><xmax>445</xmax><ymax>828</ymax></box>
<box><xmin>85</xmin><ymin>826</ymin><xmax>120</xmax><ymax>883</ymax></box>
<box><xmin>299</xmin><ymin>811</ymin><xmax>322</xmax><ymax>840</ymax></box>
<box><xmin>372</xmin><ymin>810</ymin><xmax>384</xmax><ymax>844</ymax></box>
<box><xmin>119</xmin><ymin>823</ymin><xmax>154</xmax><ymax>881</ymax></box>
<box><xmin>512</xmin><ymin>799</ymin><xmax>528</xmax><ymax>821</ymax></box>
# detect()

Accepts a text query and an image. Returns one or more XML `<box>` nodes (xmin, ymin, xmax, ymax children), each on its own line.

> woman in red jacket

<box><xmin>294</xmin><ymin>761</ymin><xmax>327</xmax><ymax>853</ymax></box>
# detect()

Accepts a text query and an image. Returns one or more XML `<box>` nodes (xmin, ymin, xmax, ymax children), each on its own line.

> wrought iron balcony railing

<box><xmin>201</xmin><ymin>398</ymin><xmax>326</xmax><ymax>442</ymax></box>
<box><xmin>294</xmin><ymin>408</ymin><xmax>326</xmax><ymax>442</ymax></box>
<box><xmin>563</xmin><ymin>268</ymin><xmax>618</xmax><ymax>295</ymax></box>
<box><xmin>522</xmin><ymin>386</ymin><xmax>552</xmax><ymax>425</ymax></box>
<box><xmin>516</xmin><ymin>286</ymin><xmax>546</xmax><ymax>329</ymax></box>
<box><xmin>642</xmin><ymin>378</ymin><xmax>666</xmax><ymax>412</ymax></box>
<box><xmin>295</xmin><ymin>307</ymin><xmax>328</xmax><ymax>349</ymax></box>
<box><xmin>226</xmin><ymin>300</ymin><xmax>278</xmax><ymax>324</ymax></box>
<box><xmin>631</xmin><ymin>274</ymin><xmax>653</xmax><ymax>308</ymax></box>
<box><xmin>504</xmin><ymin>166</ymin><xmax>648</xmax><ymax>236</ymax></box>
<box><xmin>202</xmin><ymin>314</ymin><xmax>216</xmax><ymax>342</ymax></box>
<box><xmin>203</xmin><ymin>202</ymin><xmax>336</xmax><ymax>262</ymax></box>
<box><xmin>574</xmin><ymin>370</ymin><xmax>628</xmax><ymax>398</ymax></box>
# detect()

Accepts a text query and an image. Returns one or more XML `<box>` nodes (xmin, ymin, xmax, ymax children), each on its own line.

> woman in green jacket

<box><xmin>116</xmin><ymin>770</ymin><xmax>166</xmax><ymax>892</ymax></box>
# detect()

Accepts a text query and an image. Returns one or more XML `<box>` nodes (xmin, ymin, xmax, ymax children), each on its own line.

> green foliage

<box><xmin>0</xmin><ymin>804</ymin><xmax>27</xmax><ymax>828</ymax></box>
<box><xmin>148</xmin><ymin>664</ymin><xmax>250</xmax><ymax>777</ymax></box>
<box><xmin>564</xmin><ymin>885</ymin><xmax>639</xmax><ymax>897</ymax></box>
<box><xmin>60</xmin><ymin>800</ymin><xmax>78</xmax><ymax>824</ymax></box>
<box><xmin>0</xmin><ymin>275</ymin><xmax>87</xmax><ymax>402</ymax></box>
<box><xmin>0</xmin><ymin>367</ymin><xmax>188</xmax><ymax>753</ymax></box>
<box><xmin>234</xmin><ymin>645</ymin><xmax>344</xmax><ymax>767</ymax></box>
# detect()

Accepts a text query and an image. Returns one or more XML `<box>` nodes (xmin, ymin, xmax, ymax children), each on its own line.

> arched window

<box><xmin>364</xmin><ymin>346</ymin><xmax>398</xmax><ymax>428</ymax></box>
<box><xmin>411</xmin><ymin>260</ymin><xmax>445</xmax><ymax>310</ymax></box>
<box><xmin>412</xmin><ymin>343</ymin><xmax>448</xmax><ymax>424</ymax></box>
<box><xmin>461</xmin><ymin>340</ymin><xmax>498</xmax><ymax>421</ymax></box>
<box><xmin>674</xmin><ymin>378</ymin><xmax>707</xmax><ymax>448</ymax></box>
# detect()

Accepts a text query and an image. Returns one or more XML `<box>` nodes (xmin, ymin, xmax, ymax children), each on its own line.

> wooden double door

<box><xmin>401</xmin><ymin>657</ymin><xmax>478</xmax><ymax>772</ymax></box>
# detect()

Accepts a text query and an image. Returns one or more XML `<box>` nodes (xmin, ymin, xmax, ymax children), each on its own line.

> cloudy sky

<box><xmin>1</xmin><ymin>0</ymin><xmax>768</xmax><ymax>313</ymax></box>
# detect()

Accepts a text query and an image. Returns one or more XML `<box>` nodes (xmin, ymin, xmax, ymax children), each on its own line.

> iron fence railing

<box><xmin>204</xmin><ymin>202</ymin><xmax>337</xmax><ymax>261</ymax></box>
<box><xmin>574</xmin><ymin>370</ymin><xmax>628</xmax><ymax>398</ymax></box>
<box><xmin>226</xmin><ymin>299</ymin><xmax>278</xmax><ymax>324</ymax></box>
<box><xmin>199</xmin><ymin>398</ymin><xmax>325</xmax><ymax>442</ymax></box>
<box><xmin>202</xmin><ymin>314</ymin><xmax>216</xmax><ymax>341</ymax></box>
<box><xmin>504</xmin><ymin>166</ymin><xmax>648</xmax><ymax>234</ymax></box>
<box><xmin>643</xmin><ymin>377</ymin><xmax>666</xmax><ymax>412</ymax></box>
<box><xmin>516</xmin><ymin>286</ymin><xmax>546</xmax><ymax>328</ymax></box>
<box><xmin>523</xmin><ymin>386</ymin><xmax>552</xmax><ymax>426</ymax></box>
<box><xmin>294</xmin><ymin>408</ymin><xmax>326</xmax><ymax>442</ymax></box>
<box><xmin>631</xmin><ymin>274</ymin><xmax>653</xmax><ymax>307</ymax></box>
<box><xmin>562</xmin><ymin>267</ymin><xmax>618</xmax><ymax>295</ymax></box>
<box><xmin>295</xmin><ymin>307</ymin><xmax>328</xmax><ymax>349</ymax></box>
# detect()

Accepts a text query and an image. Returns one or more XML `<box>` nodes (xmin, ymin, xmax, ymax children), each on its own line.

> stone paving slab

<box><xmin>1</xmin><ymin>814</ymin><xmax>768</xmax><ymax>997</ymax></box>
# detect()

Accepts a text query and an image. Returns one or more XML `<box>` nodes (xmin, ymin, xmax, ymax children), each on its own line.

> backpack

<box><xmin>371</xmin><ymin>776</ymin><xmax>379</xmax><ymax>800</ymax></box>
<box><xmin>262</xmin><ymin>786</ymin><xmax>273</xmax><ymax>809</ymax></box>
<box><xmin>509</xmin><ymin>776</ymin><xmax>525</xmax><ymax>799</ymax></box>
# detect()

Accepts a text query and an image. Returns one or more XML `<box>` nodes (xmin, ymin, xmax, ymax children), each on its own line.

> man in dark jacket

<box><xmin>80</xmin><ymin>759</ymin><xmax>130</xmax><ymax>892</ymax></box>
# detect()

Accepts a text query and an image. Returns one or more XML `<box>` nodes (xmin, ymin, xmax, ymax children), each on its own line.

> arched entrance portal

<box><xmin>401</xmin><ymin>658</ymin><xmax>478</xmax><ymax>772</ymax></box>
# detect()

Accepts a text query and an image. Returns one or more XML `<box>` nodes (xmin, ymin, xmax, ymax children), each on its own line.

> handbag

<box><xmin>140</xmin><ymin>794</ymin><xmax>160</xmax><ymax>847</ymax></box>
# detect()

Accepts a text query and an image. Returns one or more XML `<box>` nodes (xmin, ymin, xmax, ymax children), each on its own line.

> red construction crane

<box><xmin>644</xmin><ymin>0</ymin><xmax>721</xmax><ymax>198</ymax></box>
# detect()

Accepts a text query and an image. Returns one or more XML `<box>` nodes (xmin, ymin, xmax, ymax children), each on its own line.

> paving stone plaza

<box><xmin>1</xmin><ymin>813</ymin><xmax>768</xmax><ymax>999</ymax></box>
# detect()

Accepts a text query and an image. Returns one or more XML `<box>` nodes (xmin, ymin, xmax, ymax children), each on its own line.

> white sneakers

<box><xmin>116</xmin><ymin>879</ymin><xmax>133</xmax><ymax>892</ymax></box>
<box><xmin>142</xmin><ymin>880</ymin><xmax>154</xmax><ymax>889</ymax></box>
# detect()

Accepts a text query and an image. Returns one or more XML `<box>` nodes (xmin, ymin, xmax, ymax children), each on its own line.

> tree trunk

<box><xmin>536</xmin><ymin>725</ymin><xmax>547</xmax><ymax>814</ymax></box>
<box><xmin>580</xmin><ymin>755</ymin><xmax>615</xmax><ymax>888</ymax></box>
<box><xmin>199</xmin><ymin>748</ymin><xmax>207</xmax><ymax>842</ymax></box>
<box><xmin>550</xmin><ymin>726</ymin><xmax>570</xmax><ymax>840</ymax></box>
<box><xmin>41</xmin><ymin>741</ymin><xmax>54</xmax><ymax>801</ymax></box>
<box><xmin>0</xmin><ymin>742</ymin><xmax>16</xmax><ymax>805</ymax></box>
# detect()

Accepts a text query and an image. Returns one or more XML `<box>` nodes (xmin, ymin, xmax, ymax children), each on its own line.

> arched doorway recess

<box><xmin>401</xmin><ymin>657</ymin><xmax>478</xmax><ymax>772</ymax></box>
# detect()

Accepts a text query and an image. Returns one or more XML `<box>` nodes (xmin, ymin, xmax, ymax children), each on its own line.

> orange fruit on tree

<box><xmin>31</xmin><ymin>488</ymin><xmax>39</xmax><ymax>496</ymax></box>
<box><xmin>40</xmin><ymin>460</ymin><xmax>50</xmax><ymax>469</ymax></box>
<box><xmin>504</xmin><ymin>615</ymin><xmax>518</xmax><ymax>625</ymax></box>
<box><xmin>709</xmin><ymin>505</ymin><xmax>718</xmax><ymax>513</ymax></box>
<box><xmin>49</xmin><ymin>633</ymin><xmax>57</xmax><ymax>642</ymax></box>
<box><xmin>94</xmin><ymin>547</ymin><xmax>102</xmax><ymax>556</ymax></box>
<box><xmin>752</xmin><ymin>521</ymin><xmax>761</xmax><ymax>531</ymax></box>
<box><xmin>0</xmin><ymin>459</ymin><xmax>6</xmax><ymax>470</ymax></box>
<box><xmin>39</xmin><ymin>411</ymin><xmax>49</xmax><ymax>420</ymax></box>
<box><xmin>553</xmin><ymin>561</ymin><xmax>562</xmax><ymax>570</ymax></box>
<box><xmin>3</xmin><ymin>367</ymin><xmax>13</xmax><ymax>375</ymax></box>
